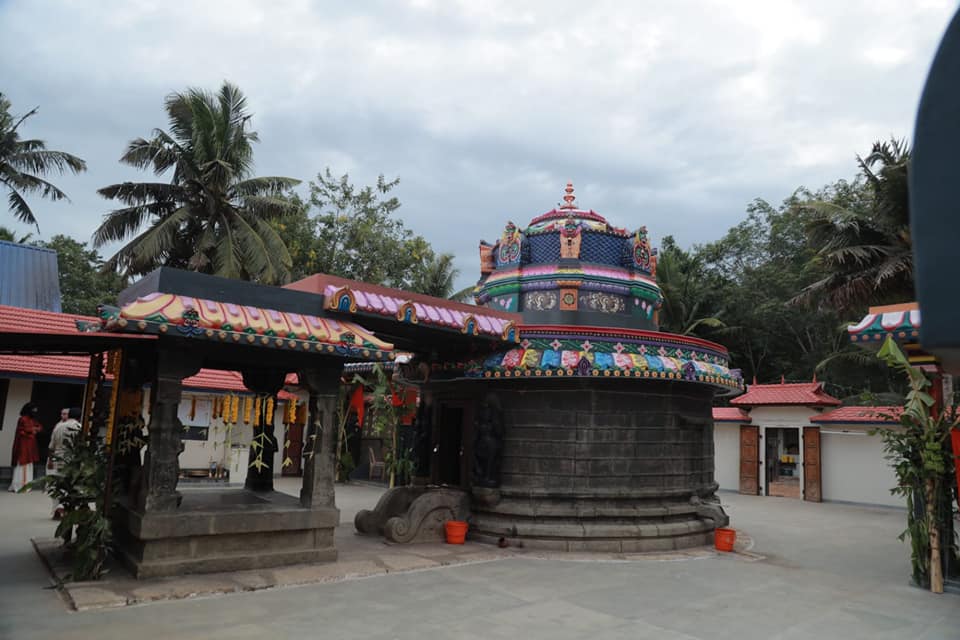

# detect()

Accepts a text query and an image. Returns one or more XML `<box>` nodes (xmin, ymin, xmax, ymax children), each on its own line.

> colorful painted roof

<box><xmin>713</xmin><ymin>408</ymin><xmax>752</xmax><ymax>423</ymax></box>
<box><xmin>433</xmin><ymin>325</ymin><xmax>743</xmax><ymax>393</ymax></box>
<box><xmin>288</xmin><ymin>275</ymin><xmax>519</xmax><ymax>342</ymax></box>
<box><xmin>848</xmin><ymin>303</ymin><xmax>921</xmax><ymax>344</ymax></box>
<box><xmin>730</xmin><ymin>382</ymin><xmax>840</xmax><ymax>407</ymax></box>
<box><xmin>810</xmin><ymin>406</ymin><xmax>903</xmax><ymax>425</ymax></box>
<box><xmin>100</xmin><ymin>293</ymin><xmax>395</xmax><ymax>360</ymax></box>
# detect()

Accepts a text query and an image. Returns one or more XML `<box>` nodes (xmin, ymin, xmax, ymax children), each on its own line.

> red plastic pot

<box><xmin>444</xmin><ymin>520</ymin><xmax>468</xmax><ymax>544</ymax></box>
<box><xmin>714</xmin><ymin>527</ymin><xmax>736</xmax><ymax>552</ymax></box>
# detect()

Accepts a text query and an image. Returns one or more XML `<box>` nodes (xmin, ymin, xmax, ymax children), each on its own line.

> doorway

<box><xmin>434</xmin><ymin>403</ymin><xmax>467</xmax><ymax>487</ymax></box>
<box><xmin>30</xmin><ymin>381</ymin><xmax>84</xmax><ymax>462</ymax></box>
<box><xmin>764</xmin><ymin>427</ymin><xmax>801</xmax><ymax>498</ymax></box>
<box><xmin>281</xmin><ymin>422</ymin><xmax>304</xmax><ymax>477</ymax></box>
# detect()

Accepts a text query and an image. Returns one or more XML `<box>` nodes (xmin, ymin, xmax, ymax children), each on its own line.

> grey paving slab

<box><xmin>0</xmin><ymin>479</ymin><xmax>956</xmax><ymax>640</ymax></box>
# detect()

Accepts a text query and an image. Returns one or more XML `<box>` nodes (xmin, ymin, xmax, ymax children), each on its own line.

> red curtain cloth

<box><xmin>348</xmin><ymin>385</ymin><xmax>365</xmax><ymax>428</ymax></box>
<box><xmin>11</xmin><ymin>416</ymin><xmax>41</xmax><ymax>466</ymax></box>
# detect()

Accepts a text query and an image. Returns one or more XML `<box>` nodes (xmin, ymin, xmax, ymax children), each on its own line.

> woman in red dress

<box><xmin>9</xmin><ymin>402</ymin><xmax>42</xmax><ymax>492</ymax></box>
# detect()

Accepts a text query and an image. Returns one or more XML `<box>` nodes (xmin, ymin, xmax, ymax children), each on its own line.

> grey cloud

<box><xmin>0</xmin><ymin>0</ymin><xmax>953</xmax><ymax>291</ymax></box>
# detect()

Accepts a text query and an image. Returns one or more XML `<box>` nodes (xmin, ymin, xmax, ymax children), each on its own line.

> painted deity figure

<box><xmin>497</xmin><ymin>221</ymin><xmax>523</xmax><ymax>267</ymax></box>
<box><xmin>560</xmin><ymin>216</ymin><xmax>582</xmax><ymax>259</ymax></box>
<box><xmin>632</xmin><ymin>226</ymin><xmax>652</xmax><ymax>273</ymax></box>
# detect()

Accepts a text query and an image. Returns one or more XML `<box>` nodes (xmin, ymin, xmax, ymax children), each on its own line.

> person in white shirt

<box><xmin>47</xmin><ymin>407</ymin><xmax>80</xmax><ymax>518</ymax></box>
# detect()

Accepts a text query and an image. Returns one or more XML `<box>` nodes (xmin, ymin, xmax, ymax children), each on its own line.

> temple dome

<box><xmin>475</xmin><ymin>183</ymin><xmax>662</xmax><ymax>331</ymax></box>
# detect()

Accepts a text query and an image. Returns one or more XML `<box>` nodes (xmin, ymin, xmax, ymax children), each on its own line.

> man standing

<box><xmin>47</xmin><ymin>408</ymin><xmax>81</xmax><ymax>518</ymax></box>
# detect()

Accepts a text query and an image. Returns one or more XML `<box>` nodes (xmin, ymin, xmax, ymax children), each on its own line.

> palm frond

<box><xmin>8</xmin><ymin>148</ymin><xmax>86</xmax><ymax>174</ymax></box>
<box><xmin>6</xmin><ymin>188</ymin><xmax>37</xmax><ymax>228</ymax></box>
<box><xmin>234</xmin><ymin>176</ymin><xmax>301</xmax><ymax>196</ymax></box>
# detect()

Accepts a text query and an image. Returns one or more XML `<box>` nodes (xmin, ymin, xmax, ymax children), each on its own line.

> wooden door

<box><xmin>739</xmin><ymin>426</ymin><xmax>760</xmax><ymax>495</ymax></box>
<box><xmin>432</xmin><ymin>402</ymin><xmax>472</xmax><ymax>488</ymax></box>
<box><xmin>282</xmin><ymin>423</ymin><xmax>304</xmax><ymax>476</ymax></box>
<box><xmin>803</xmin><ymin>426</ymin><xmax>821</xmax><ymax>502</ymax></box>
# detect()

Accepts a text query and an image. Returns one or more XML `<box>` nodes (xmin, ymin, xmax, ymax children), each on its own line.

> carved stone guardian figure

<box><xmin>472</xmin><ymin>397</ymin><xmax>504</xmax><ymax>488</ymax></box>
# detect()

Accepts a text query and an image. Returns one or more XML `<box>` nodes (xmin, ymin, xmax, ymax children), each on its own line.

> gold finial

<box><xmin>560</xmin><ymin>182</ymin><xmax>577</xmax><ymax>209</ymax></box>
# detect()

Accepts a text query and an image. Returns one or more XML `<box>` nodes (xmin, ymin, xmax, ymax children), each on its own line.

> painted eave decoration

<box><xmin>325</xmin><ymin>284</ymin><xmax>519</xmax><ymax>343</ymax></box>
<box><xmin>848</xmin><ymin>302</ymin><xmax>921</xmax><ymax>345</ymax></box>
<box><xmin>431</xmin><ymin>325</ymin><xmax>744</xmax><ymax>393</ymax></box>
<box><xmin>98</xmin><ymin>293</ymin><xmax>395</xmax><ymax>360</ymax></box>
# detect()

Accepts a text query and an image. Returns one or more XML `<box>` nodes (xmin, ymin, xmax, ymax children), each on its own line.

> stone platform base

<box><xmin>470</xmin><ymin>491</ymin><xmax>728</xmax><ymax>553</ymax></box>
<box><xmin>114</xmin><ymin>488</ymin><xmax>338</xmax><ymax>578</ymax></box>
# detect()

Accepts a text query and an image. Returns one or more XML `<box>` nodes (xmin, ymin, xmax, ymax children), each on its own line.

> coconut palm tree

<box><xmin>0</xmin><ymin>225</ymin><xmax>33</xmax><ymax>243</ymax></box>
<box><xmin>412</xmin><ymin>252</ymin><xmax>460</xmax><ymax>298</ymax></box>
<box><xmin>0</xmin><ymin>94</ymin><xmax>86</xmax><ymax>232</ymax></box>
<box><xmin>656</xmin><ymin>238</ymin><xmax>726</xmax><ymax>336</ymax></box>
<box><xmin>94</xmin><ymin>82</ymin><xmax>300</xmax><ymax>284</ymax></box>
<box><xmin>793</xmin><ymin>138</ymin><xmax>912</xmax><ymax>311</ymax></box>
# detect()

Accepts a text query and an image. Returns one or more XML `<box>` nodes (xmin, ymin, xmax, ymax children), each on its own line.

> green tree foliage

<box><xmin>276</xmin><ymin>169</ymin><xmax>454</xmax><ymax>294</ymax></box>
<box><xmin>412</xmin><ymin>252</ymin><xmax>460</xmax><ymax>298</ymax></box>
<box><xmin>28</xmin><ymin>428</ymin><xmax>113</xmax><ymax>581</ymax></box>
<box><xmin>794</xmin><ymin>138</ymin><xmax>913</xmax><ymax>312</ymax></box>
<box><xmin>94</xmin><ymin>82</ymin><xmax>300</xmax><ymax>284</ymax></box>
<box><xmin>0</xmin><ymin>93</ymin><xmax>86</xmax><ymax>232</ymax></box>
<box><xmin>656</xmin><ymin>236</ymin><xmax>725</xmax><ymax>337</ymax></box>
<box><xmin>0</xmin><ymin>225</ymin><xmax>32</xmax><ymax>243</ymax></box>
<box><xmin>698</xmin><ymin>190</ymin><xmax>847</xmax><ymax>382</ymax></box>
<box><xmin>35</xmin><ymin>235</ymin><xmax>125</xmax><ymax>315</ymax></box>
<box><xmin>678</xmin><ymin>179</ymin><xmax>899</xmax><ymax>398</ymax></box>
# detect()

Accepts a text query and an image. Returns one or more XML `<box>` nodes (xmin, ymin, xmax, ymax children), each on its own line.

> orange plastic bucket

<box><xmin>714</xmin><ymin>527</ymin><xmax>736</xmax><ymax>552</ymax></box>
<box><xmin>444</xmin><ymin>520</ymin><xmax>468</xmax><ymax>544</ymax></box>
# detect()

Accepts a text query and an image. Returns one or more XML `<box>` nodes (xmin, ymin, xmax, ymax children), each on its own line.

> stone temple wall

<box><xmin>438</xmin><ymin>379</ymin><xmax>726</xmax><ymax>552</ymax></box>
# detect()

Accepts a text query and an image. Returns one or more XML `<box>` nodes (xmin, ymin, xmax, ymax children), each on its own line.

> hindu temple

<box><xmin>410</xmin><ymin>183</ymin><xmax>744</xmax><ymax>551</ymax></box>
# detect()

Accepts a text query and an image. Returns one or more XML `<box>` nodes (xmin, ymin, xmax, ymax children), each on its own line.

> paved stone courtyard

<box><xmin>1</xmin><ymin>480</ymin><xmax>957</xmax><ymax>640</ymax></box>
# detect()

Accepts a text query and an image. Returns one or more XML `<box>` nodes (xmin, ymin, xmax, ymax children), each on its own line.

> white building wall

<box><xmin>2</xmin><ymin>375</ymin><xmax>310</xmax><ymax>484</ymax></box>
<box><xmin>748</xmin><ymin>406</ymin><xmax>819</xmax><ymax>428</ymax></box>
<box><xmin>734</xmin><ymin>405</ymin><xmax>905</xmax><ymax>508</ymax></box>
<box><xmin>1</xmin><ymin>378</ymin><xmax>33</xmax><ymax>467</ymax></box>
<box><xmin>713</xmin><ymin>423</ymin><xmax>741</xmax><ymax>491</ymax></box>
<box><xmin>173</xmin><ymin>392</ymin><xmax>301</xmax><ymax>481</ymax></box>
<box><xmin>821</xmin><ymin>427</ymin><xmax>905</xmax><ymax>508</ymax></box>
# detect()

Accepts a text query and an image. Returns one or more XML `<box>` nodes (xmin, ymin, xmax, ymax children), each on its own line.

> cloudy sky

<box><xmin>1</xmin><ymin>0</ymin><xmax>954</xmax><ymax>289</ymax></box>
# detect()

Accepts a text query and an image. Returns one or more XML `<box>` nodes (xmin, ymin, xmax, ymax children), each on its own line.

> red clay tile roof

<box><xmin>0</xmin><ymin>304</ymin><xmax>96</xmax><ymax>334</ymax></box>
<box><xmin>730</xmin><ymin>382</ymin><xmax>840</xmax><ymax>407</ymax></box>
<box><xmin>712</xmin><ymin>407</ymin><xmax>752</xmax><ymax>423</ymax></box>
<box><xmin>0</xmin><ymin>305</ymin><xmax>246</xmax><ymax>392</ymax></box>
<box><xmin>811</xmin><ymin>406</ymin><xmax>902</xmax><ymax>425</ymax></box>
<box><xmin>182</xmin><ymin>369</ymin><xmax>246</xmax><ymax>392</ymax></box>
<box><xmin>0</xmin><ymin>352</ymin><xmax>247</xmax><ymax>392</ymax></box>
<box><xmin>0</xmin><ymin>354</ymin><xmax>90</xmax><ymax>380</ymax></box>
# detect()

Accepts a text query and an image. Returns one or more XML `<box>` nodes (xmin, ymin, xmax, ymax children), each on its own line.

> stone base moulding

<box><xmin>113</xmin><ymin>489</ymin><xmax>339</xmax><ymax>579</ymax></box>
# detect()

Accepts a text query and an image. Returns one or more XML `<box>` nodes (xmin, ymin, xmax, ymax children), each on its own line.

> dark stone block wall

<box><xmin>446</xmin><ymin>379</ymin><xmax>727</xmax><ymax>552</ymax></box>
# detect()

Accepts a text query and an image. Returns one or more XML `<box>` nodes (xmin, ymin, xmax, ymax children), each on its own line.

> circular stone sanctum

<box><xmin>428</xmin><ymin>184</ymin><xmax>743</xmax><ymax>552</ymax></box>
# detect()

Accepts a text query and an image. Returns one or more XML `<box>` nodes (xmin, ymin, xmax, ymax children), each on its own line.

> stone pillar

<box><xmin>299</xmin><ymin>367</ymin><xmax>342</xmax><ymax>508</ymax></box>
<box><xmin>139</xmin><ymin>350</ymin><xmax>201</xmax><ymax>513</ymax></box>
<box><xmin>241</xmin><ymin>369</ymin><xmax>287</xmax><ymax>493</ymax></box>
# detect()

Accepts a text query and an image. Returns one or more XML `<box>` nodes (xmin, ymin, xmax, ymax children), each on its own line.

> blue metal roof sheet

<box><xmin>0</xmin><ymin>240</ymin><xmax>62</xmax><ymax>312</ymax></box>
